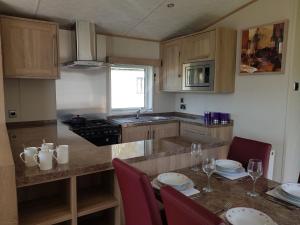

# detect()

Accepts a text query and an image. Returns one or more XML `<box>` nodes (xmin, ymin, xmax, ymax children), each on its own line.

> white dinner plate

<box><xmin>225</xmin><ymin>207</ymin><xmax>277</xmax><ymax>225</ymax></box>
<box><xmin>157</xmin><ymin>172</ymin><xmax>190</xmax><ymax>189</ymax></box>
<box><xmin>281</xmin><ymin>183</ymin><xmax>300</xmax><ymax>200</ymax></box>
<box><xmin>152</xmin><ymin>178</ymin><xmax>194</xmax><ymax>191</ymax></box>
<box><xmin>216</xmin><ymin>159</ymin><xmax>242</xmax><ymax>173</ymax></box>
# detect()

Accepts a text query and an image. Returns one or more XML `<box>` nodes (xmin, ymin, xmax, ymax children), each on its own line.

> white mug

<box><xmin>41</xmin><ymin>143</ymin><xmax>55</xmax><ymax>151</ymax></box>
<box><xmin>53</xmin><ymin>145</ymin><xmax>69</xmax><ymax>164</ymax></box>
<box><xmin>33</xmin><ymin>150</ymin><xmax>54</xmax><ymax>170</ymax></box>
<box><xmin>19</xmin><ymin>147</ymin><xmax>38</xmax><ymax>167</ymax></box>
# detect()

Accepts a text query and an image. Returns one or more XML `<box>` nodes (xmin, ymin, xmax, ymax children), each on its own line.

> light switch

<box><xmin>8</xmin><ymin>110</ymin><xmax>17</xmax><ymax>118</ymax></box>
<box><xmin>293</xmin><ymin>82</ymin><xmax>299</xmax><ymax>91</ymax></box>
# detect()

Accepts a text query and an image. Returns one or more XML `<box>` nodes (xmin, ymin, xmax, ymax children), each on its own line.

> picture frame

<box><xmin>239</xmin><ymin>20</ymin><xmax>289</xmax><ymax>75</ymax></box>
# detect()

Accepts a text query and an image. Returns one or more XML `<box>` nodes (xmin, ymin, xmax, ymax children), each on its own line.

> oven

<box><xmin>182</xmin><ymin>60</ymin><xmax>215</xmax><ymax>91</ymax></box>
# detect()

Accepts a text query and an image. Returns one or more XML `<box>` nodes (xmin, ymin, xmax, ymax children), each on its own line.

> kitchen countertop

<box><xmin>8</xmin><ymin>122</ymin><xmax>228</xmax><ymax>187</ymax></box>
<box><xmin>109</xmin><ymin>112</ymin><xmax>233</xmax><ymax>128</ymax></box>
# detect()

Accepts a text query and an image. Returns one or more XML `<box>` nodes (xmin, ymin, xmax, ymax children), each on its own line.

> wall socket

<box><xmin>8</xmin><ymin>110</ymin><xmax>17</xmax><ymax>118</ymax></box>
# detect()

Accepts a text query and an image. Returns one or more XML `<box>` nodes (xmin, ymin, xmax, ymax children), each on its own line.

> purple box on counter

<box><xmin>204</xmin><ymin>112</ymin><xmax>231</xmax><ymax>125</ymax></box>
<box><xmin>220</xmin><ymin>113</ymin><xmax>231</xmax><ymax>125</ymax></box>
<box><xmin>204</xmin><ymin>112</ymin><xmax>211</xmax><ymax>125</ymax></box>
<box><xmin>210</xmin><ymin>112</ymin><xmax>219</xmax><ymax>124</ymax></box>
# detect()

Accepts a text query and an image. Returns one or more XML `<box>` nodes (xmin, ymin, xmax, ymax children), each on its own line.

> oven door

<box><xmin>84</xmin><ymin>134</ymin><xmax>120</xmax><ymax>147</ymax></box>
<box><xmin>182</xmin><ymin>61</ymin><xmax>214</xmax><ymax>91</ymax></box>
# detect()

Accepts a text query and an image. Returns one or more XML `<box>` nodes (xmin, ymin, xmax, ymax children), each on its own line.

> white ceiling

<box><xmin>0</xmin><ymin>0</ymin><xmax>252</xmax><ymax>40</ymax></box>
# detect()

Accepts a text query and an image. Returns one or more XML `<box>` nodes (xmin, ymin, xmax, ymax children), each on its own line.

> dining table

<box><xmin>152</xmin><ymin>167</ymin><xmax>300</xmax><ymax>225</ymax></box>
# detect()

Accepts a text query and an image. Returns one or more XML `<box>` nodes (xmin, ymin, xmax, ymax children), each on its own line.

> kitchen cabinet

<box><xmin>121</xmin><ymin>125</ymin><xmax>150</xmax><ymax>143</ymax></box>
<box><xmin>181</xmin><ymin>30</ymin><xmax>216</xmax><ymax>62</ymax></box>
<box><xmin>160</xmin><ymin>39</ymin><xmax>182</xmax><ymax>91</ymax></box>
<box><xmin>0</xmin><ymin>16</ymin><xmax>59</xmax><ymax>79</ymax></box>
<box><xmin>121</xmin><ymin>122</ymin><xmax>179</xmax><ymax>143</ymax></box>
<box><xmin>150</xmin><ymin>122</ymin><xmax>179</xmax><ymax>140</ymax></box>
<box><xmin>160</xmin><ymin>28</ymin><xmax>236</xmax><ymax>93</ymax></box>
<box><xmin>180</xmin><ymin>122</ymin><xmax>233</xmax><ymax>142</ymax></box>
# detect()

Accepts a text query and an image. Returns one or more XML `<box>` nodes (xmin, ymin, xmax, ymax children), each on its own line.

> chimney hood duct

<box><xmin>63</xmin><ymin>21</ymin><xmax>106</xmax><ymax>69</ymax></box>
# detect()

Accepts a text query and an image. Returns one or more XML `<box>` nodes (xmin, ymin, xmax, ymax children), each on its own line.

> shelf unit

<box><xmin>16</xmin><ymin>170</ymin><xmax>120</xmax><ymax>225</ymax></box>
<box><xmin>78</xmin><ymin>209</ymin><xmax>115</xmax><ymax>225</ymax></box>
<box><xmin>17</xmin><ymin>179</ymin><xmax>72</xmax><ymax>225</ymax></box>
<box><xmin>77</xmin><ymin>170</ymin><xmax>118</xmax><ymax>218</ymax></box>
<box><xmin>77</xmin><ymin>189</ymin><xmax>118</xmax><ymax>217</ymax></box>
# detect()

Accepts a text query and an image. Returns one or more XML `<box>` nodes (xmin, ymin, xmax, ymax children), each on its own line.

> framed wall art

<box><xmin>240</xmin><ymin>20</ymin><xmax>288</xmax><ymax>75</ymax></box>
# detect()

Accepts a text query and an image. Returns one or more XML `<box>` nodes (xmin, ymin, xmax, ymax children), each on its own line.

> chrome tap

<box><xmin>136</xmin><ymin>109</ymin><xmax>141</xmax><ymax>119</ymax></box>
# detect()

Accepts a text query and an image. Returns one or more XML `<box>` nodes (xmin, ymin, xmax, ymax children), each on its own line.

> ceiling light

<box><xmin>167</xmin><ymin>3</ymin><xmax>175</xmax><ymax>8</ymax></box>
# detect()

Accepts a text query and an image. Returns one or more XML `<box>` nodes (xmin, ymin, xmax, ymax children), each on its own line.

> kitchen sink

<box><xmin>114</xmin><ymin>116</ymin><xmax>171</xmax><ymax>124</ymax></box>
<box><xmin>148</xmin><ymin>116</ymin><xmax>169</xmax><ymax>121</ymax></box>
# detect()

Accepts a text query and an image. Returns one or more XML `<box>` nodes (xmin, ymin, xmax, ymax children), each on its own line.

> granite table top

<box><xmin>154</xmin><ymin>168</ymin><xmax>300</xmax><ymax>225</ymax></box>
<box><xmin>7</xmin><ymin>122</ymin><xmax>228</xmax><ymax>187</ymax></box>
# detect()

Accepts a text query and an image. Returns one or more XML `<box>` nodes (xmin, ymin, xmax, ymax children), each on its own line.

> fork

<box><xmin>214</xmin><ymin>201</ymin><xmax>232</xmax><ymax>215</ymax></box>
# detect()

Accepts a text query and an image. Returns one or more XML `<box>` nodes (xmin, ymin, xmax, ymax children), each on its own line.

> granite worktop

<box><xmin>7</xmin><ymin>121</ymin><xmax>228</xmax><ymax>187</ymax></box>
<box><xmin>109</xmin><ymin>112</ymin><xmax>233</xmax><ymax>128</ymax></box>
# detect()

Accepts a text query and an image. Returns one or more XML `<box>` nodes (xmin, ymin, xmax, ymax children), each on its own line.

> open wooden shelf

<box><xmin>18</xmin><ymin>197</ymin><xmax>72</xmax><ymax>225</ymax></box>
<box><xmin>78</xmin><ymin>208</ymin><xmax>115</xmax><ymax>225</ymax></box>
<box><xmin>77</xmin><ymin>188</ymin><xmax>118</xmax><ymax>217</ymax></box>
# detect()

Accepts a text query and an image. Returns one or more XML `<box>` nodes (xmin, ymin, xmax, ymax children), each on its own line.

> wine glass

<box><xmin>191</xmin><ymin>143</ymin><xmax>202</xmax><ymax>171</ymax></box>
<box><xmin>247</xmin><ymin>159</ymin><xmax>263</xmax><ymax>197</ymax></box>
<box><xmin>202</xmin><ymin>157</ymin><xmax>216</xmax><ymax>192</ymax></box>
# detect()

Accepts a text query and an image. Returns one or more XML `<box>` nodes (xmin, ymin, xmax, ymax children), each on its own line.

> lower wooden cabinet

<box><xmin>180</xmin><ymin>122</ymin><xmax>233</xmax><ymax>142</ymax></box>
<box><xmin>121</xmin><ymin>122</ymin><xmax>179</xmax><ymax>143</ymax></box>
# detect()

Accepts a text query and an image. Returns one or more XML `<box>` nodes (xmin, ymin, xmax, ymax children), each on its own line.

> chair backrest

<box><xmin>112</xmin><ymin>158</ymin><xmax>163</xmax><ymax>225</ymax></box>
<box><xmin>161</xmin><ymin>186</ymin><xmax>225</xmax><ymax>225</ymax></box>
<box><xmin>228</xmin><ymin>136</ymin><xmax>272</xmax><ymax>177</ymax></box>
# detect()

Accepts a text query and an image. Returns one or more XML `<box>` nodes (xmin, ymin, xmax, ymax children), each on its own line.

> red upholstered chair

<box><xmin>161</xmin><ymin>186</ymin><xmax>225</xmax><ymax>225</ymax></box>
<box><xmin>112</xmin><ymin>158</ymin><xmax>163</xmax><ymax>225</ymax></box>
<box><xmin>227</xmin><ymin>136</ymin><xmax>272</xmax><ymax>178</ymax></box>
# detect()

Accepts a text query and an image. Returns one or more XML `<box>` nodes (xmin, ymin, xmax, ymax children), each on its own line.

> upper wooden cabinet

<box><xmin>160</xmin><ymin>39</ymin><xmax>182</xmax><ymax>91</ymax></box>
<box><xmin>0</xmin><ymin>16</ymin><xmax>59</xmax><ymax>79</ymax></box>
<box><xmin>181</xmin><ymin>30</ymin><xmax>216</xmax><ymax>62</ymax></box>
<box><xmin>160</xmin><ymin>28</ymin><xmax>236</xmax><ymax>93</ymax></box>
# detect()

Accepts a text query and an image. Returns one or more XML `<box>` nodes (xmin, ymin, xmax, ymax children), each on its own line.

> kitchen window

<box><xmin>110</xmin><ymin>65</ymin><xmax>153</xmax><ymax>112</ymax></box>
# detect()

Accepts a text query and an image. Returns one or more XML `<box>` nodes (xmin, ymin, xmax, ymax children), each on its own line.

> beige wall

<box><xmin>282</xmin><ymin>1</ymin><xmax>300</xmax><ymax>182</ymax></box>
<box><xmin>4</xmin><ymin>79</ymin><xmax>57</xmax><ymax>122</ymax></box>
<box><xmin>175</xmin><ymin>0</ymin><xmax>299</xmax><ymax>182</ymax></box>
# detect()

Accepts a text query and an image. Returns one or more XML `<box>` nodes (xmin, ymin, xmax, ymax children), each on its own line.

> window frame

<box><xmin>108</xmin><ymin>64</ymin><xmax>153</xmax><ymax>114</ymax></box>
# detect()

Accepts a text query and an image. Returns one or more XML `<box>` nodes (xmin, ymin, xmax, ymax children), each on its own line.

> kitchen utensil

<box><xmin>33</xmin><ymin>150</ymin><xmax>54</xmax><ymax>170</ymax></box>
<box><xmin>19</xmin><ymin>147</ymin><xmax>38</xmax><ymax>167</ymax></box>
<box><xmin>53</xmin><ymin>145</ymin><xmax>69</xmax><ymax>164</ymax></box>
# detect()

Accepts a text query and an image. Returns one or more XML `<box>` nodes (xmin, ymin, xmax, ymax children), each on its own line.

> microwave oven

<box><xmin>182</xmin><ymin>60</ymin><xmax>215</xmax><ymax>91</ymax></box>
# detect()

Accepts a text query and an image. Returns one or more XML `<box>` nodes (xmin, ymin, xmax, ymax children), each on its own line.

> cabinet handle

<box><xmin>152</xmin><ymin>130</ymin><xmax>155</xmax><ymax>139</ymax></box>
<box><xmin>53</xmin><ymin>35</ymin><xmax>57</xmax><ymax>66</ymax></box>
<box><xmin>178</xmin><ymin>51</ymin><xmax>181</xmax><ymax>78</ymax></box>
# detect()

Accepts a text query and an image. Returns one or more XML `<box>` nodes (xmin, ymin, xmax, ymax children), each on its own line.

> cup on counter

<box><xmin>53</xmin><ymin>145</ymin><xmax>69</xmax><ymax>164</ymax></box>
<box><xmin>19</xmin><ymin>147</ymin><xmax>38</xmax><ymax>167</ymax></box>
<box><xmin>211</xmin><ymin>112</ymin><xmax>221</xmax><ymax>124</ymax></box>
<box><xmin>33</xmin><ymin>150</ymin><xmax>54</xmax><ymax>170</ymax></box>
<box><xmin>41</xmin><ymin>142</ymin><xmax>55</xmax><ymax>151</ymax></box>
<box><xmin>220</xmin><ymin>113</ymin><xmax>231</xmax><ymax>125</ymax></box>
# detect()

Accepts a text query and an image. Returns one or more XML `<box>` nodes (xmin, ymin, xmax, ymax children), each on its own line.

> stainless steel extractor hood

<box><xmin>63</xmin><ymin>21</ymin><xmax>106</xmax><ymax>69</ymax></box>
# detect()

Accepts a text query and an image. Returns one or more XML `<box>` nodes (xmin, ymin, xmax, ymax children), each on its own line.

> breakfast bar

<box><xmin>8</xmin><ymin>121</ymin><xmax>228</xmax><ymax>225</ymax></box>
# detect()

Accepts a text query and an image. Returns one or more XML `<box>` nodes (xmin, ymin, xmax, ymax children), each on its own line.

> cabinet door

<box><xmin>182</xmin><ymin>31</ymin><xmax>215</xmax><ymax>63</ymax></box>
<box><xmin>180</xmin><ymin>122</ymin><xmax>209</xmax><ymax>140</ymax></box>
<box><xmin>180</xmin><ymin>122</ymin><xmax>233</xmax><ymax>142</ymax></box>
<box><xmin>161</xmin><ymin>40</ymin><xmax>182</xmax><ymax>91</ymax></box>
<box><xmin>150</xmin><ymin>122</ymin><xmax>179</xmax><ymax>140</ymax></box>
<box><xmin>1</xmin><ymin>17</ymin><xmax>59</xmax><ymax>79</ymax></box>
<box><xmin>121</xmin><ymin>126</ymin><xmax>150</xmax><ymax>143</ymax></box>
